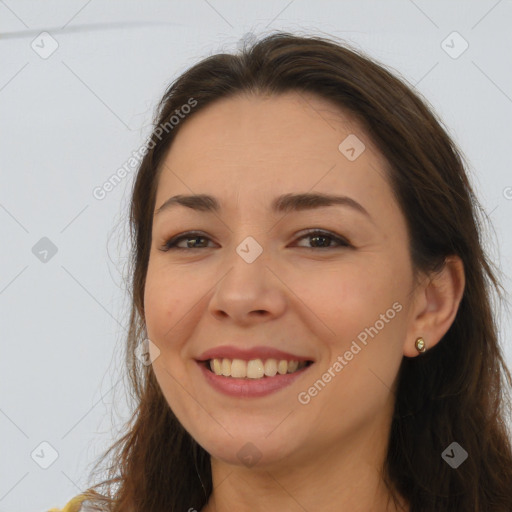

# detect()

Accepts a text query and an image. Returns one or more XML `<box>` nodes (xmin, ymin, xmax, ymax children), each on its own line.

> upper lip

<box><xmin>196</xmin><ymin>345</ymin><xmax>315</xmax><ymax>363</ymax></box>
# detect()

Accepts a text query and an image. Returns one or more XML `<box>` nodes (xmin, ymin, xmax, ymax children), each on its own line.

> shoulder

<box><xmin>46</xmin><ymin>493</ymin><xmax>92</xmax><ymax>512</ymax></box>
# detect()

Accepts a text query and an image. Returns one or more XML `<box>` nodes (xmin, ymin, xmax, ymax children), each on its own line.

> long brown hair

<box><xmin>81</xmin><ymin>32</ymin><xmax>512</xmax><ymax>511</ymax></box>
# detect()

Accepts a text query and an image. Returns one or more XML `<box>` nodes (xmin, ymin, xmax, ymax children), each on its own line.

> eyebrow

<box><xmin>155</xmin><ymin>192</ymin><xmax>372</xmax><ymax>220</ymax></box>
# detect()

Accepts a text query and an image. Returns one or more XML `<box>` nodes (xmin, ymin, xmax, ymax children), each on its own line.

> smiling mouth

<box><xmin>201</xmin><ymin>358</ymin><xmax>314</xmax><ymax>379</ymax></box>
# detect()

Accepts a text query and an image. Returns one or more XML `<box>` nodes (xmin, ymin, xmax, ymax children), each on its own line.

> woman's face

<box><xmin>144</xmin><ymin>92</ymin><xmax>419</xmax><ymax>470</ymax></box>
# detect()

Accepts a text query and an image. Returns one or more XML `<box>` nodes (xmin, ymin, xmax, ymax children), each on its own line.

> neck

<box><xmin>200</xmin><ymin>409</ymin><xmax>409</xmax><ymax>512</ymax></box>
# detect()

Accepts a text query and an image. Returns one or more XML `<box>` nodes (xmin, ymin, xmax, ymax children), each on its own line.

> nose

<box><xmin>207</xmin><ymin>246</ymin><xmax>287</xmax><ymax>326</ymax></box>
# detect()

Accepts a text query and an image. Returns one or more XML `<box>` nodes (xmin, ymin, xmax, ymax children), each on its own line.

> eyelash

<box><xmin>160</xmin><ymin>229</ymin><xmax>352</xmax><ymax>252</ymax></box>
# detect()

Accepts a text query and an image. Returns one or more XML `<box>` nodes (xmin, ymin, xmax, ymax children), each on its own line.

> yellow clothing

<box><xmin>47</xmin><ymin>493</ymin><xmax>90</xmax><ymax>512</ymax></box>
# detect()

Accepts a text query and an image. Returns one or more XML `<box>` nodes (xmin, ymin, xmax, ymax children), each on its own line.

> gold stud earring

<box><xmin>415</xmin><ymin>337</ymin><xmax>427</xmax><ymax>353</ymax></box>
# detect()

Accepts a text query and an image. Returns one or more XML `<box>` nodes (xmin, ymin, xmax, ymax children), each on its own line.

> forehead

<box><xmin>155</xmin><ymin>91</ymin><xmax>395</xmax><ymax>218</ymax></box>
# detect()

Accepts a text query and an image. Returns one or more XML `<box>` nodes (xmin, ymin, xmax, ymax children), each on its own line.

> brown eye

<box><xmin>160</xmin><ymin>229</ymin><xmax>352</xmax><ymax>252</ymax></box>
<box><xmin>161</xmin><ymin>232</ymin><xmax>215</xmax><ymax>251</ymax></box>
<box><xmin>294</xmin><ymin>229</ymin><xmax>351</xmax><ymax>249</ymax></box>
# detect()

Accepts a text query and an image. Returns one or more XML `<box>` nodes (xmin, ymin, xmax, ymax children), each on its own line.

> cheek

<box><xmin>143</xmin><ymin>266</ymin><xmax>185</xmax><ymax>345</ymax></box>
<box><xmin>290</xmin><ymin>261</ymin><xmax>388</xmax><ymax>335</ymax></box>
<box><xmin>297</xmin><ymin>262</ymin><xmax>406</xmax><ymax>383</ymax></box>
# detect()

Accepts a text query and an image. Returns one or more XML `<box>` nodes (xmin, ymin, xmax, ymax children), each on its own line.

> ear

<box><xmin>403</xmin><ymin>255</ymin><xmax>465</xmax><ymax>358</ymax></box>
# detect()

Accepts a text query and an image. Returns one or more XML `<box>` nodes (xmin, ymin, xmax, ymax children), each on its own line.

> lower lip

<box><xmin>196</xmin><ymin>361</ymin><xmax>314</xmax><ymax>398</ymax></box>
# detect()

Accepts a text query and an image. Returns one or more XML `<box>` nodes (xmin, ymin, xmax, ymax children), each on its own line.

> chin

<box><xmin>191</xmin><ymin>427</ymin><xmax>301</xmax><ymax>470</ymax></box>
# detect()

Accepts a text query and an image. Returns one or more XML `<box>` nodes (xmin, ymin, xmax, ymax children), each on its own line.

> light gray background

<box><xmin>1</xmin><ymin>1</ymin><xmax>511</xmax><ymax>511</ymax></box>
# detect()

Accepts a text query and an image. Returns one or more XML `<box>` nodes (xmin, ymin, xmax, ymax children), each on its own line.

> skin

<box><xmin>143</xmin><ymin>91</ymin><xmax>465</xmax><ymax>512</ymax></box>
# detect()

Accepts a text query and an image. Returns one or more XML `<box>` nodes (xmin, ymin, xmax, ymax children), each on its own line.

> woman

<box><xmin>49</xmin><ymin>32</ymin><xmax>512</xmax><ymax>512</ymax></box>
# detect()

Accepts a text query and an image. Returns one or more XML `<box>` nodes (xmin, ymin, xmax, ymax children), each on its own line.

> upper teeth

<box><xmin>209</xmin><ymin>358</ymin><xmax>307</xmax><ymax>379</ymax></box>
